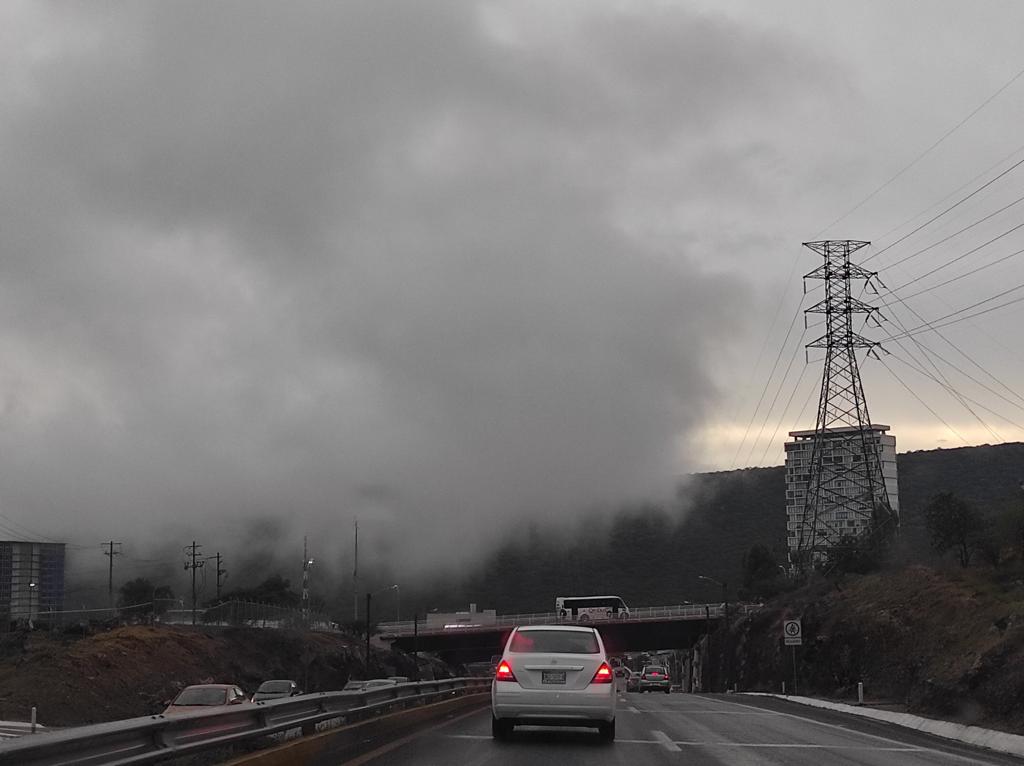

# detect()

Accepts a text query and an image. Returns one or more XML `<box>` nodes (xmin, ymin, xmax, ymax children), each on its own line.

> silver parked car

<box><xmin>252</xmin><ymin>679</ymin><xmax>302</xmax><ymax>702</ymax></box>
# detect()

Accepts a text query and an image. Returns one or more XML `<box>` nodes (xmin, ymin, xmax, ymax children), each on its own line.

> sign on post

<box><xmin>783</xmin><ymin>619</ymin><xmax>802</xmax><ymax>646</ymax></box>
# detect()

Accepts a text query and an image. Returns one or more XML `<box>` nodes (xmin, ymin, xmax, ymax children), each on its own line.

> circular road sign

<box><xmin>783</xmin><ymin>619</ymin><xmax>801</xmax><ymax>638</ymax></box>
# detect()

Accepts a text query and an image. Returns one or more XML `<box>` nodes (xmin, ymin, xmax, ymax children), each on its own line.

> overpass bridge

<box><xmin>378</xmin><ymin>603</ymin><xmax>762</xmax><ymax>663</ymax></box>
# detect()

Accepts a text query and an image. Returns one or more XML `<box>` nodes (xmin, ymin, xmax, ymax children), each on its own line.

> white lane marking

<box><xmin>626</xmin><ymin>709</ymin><xmax>775</xmax><ymax>715</ymax></box>
<box><xmin>652</xmin><ymin>730</ymin><xmax>682</xmax><ymax>752</ymax></box>
<box><xmin>442</xmin><ymin>734</ymin><xmax>921</xmax><ymax>750</ymax></box>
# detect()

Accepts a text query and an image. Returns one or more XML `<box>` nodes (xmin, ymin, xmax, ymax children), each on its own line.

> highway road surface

<box><xmin>346</xmin><ymin>692</ymin><xmax>1023</xmax><ymax>765</ymax></box>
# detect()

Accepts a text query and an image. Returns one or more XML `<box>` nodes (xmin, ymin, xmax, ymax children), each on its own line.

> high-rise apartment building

<box><xmin>0</xmin><ymin>541</ymin><xmax>66</xmax><ymax>626</ymax></box>
<box><xmin>784</xmin><ymin>425</ymin><xmax>899</xmax><ymax>558</ymax></box>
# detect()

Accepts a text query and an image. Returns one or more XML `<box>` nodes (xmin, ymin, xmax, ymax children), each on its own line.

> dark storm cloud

<box><xmin>0</xmin><ymin>1</ymin><xmax>829</xmax><ymax>570</ymax></box>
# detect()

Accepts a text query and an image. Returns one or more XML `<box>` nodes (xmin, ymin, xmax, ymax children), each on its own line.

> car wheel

<box><xmin>598</xmin><ymin>720</ymin><xmax>615</xmax><ymax>743</ymax></box>
<box><xmin>491</xmin><ymin>716</ymin><xmax>513</xmax><ymax>740</ymax></box>
<box><xmin>664</xmin><ymin>688</ymin><xmax>670</xmax><ymax>694</ymax></box>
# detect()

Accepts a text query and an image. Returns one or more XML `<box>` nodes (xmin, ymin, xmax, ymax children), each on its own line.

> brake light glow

<box><xmin>590</xmin><ymin>662</ymin><xmax>614</xmax><ymax>684</ymax></box>
<box><xmin>495</xmin><ymin>660</ymin><xmax>516</xmax><ymax>682</ymax></box>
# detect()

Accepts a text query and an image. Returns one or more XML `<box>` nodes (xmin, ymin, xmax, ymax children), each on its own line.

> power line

<box><xmin>732</xmin><ymin>69</ymin><xmax>1024</xmax><ymax>469</ymax></box>
<box><xmin>875</xmin><ymin>357</ymin><xmax>969</xmax><ymax>444</ymax></box>
<box><xmin>730</xmin><ymin>294</ymin><xmax>807</xmax><ymax>468</ymax></box>
<box><xmin>880</xmin><ymin>244</ymin><xmax>1024</xmax><ymax>305</ymax></box>
<box><xmin>879</xmin><ymin>301</ymin><xmax>1003</xmax><ymax>442</ymax></box>
<box><xmin>887</xmin><ymin>282</ymin><xmax>1024</xmax><ymax>340</ymax></box>
<box><xmin>887</xmin><ymin>220</ymin><xmax>1024</xmax><ymax>289</ymax></box>
<box><xmin>873</xmin><ymin>264</ymin><xmax>1024</xmax><ymax>411</ymax></box>
<box><xmin>863</xmin><ymin>154</ymin><xmax>1024</xmax><ymax>264</ymax></box>
<box><xmin>907</xmin><ymin>336</ymin><xmax>1024</xmax><ymax>415</ymax></box>
<box><xmin>823</xmin><ymin>62</ymin><xmax>1024</xmax><ymax>235</ymax></box>
<box><xmin>883</xmin><ymin>348</ymin><xmax>1024</xmax><ymax>433</ymax></box>
<box><xmin>756</xmin><ymin>361</ymin><xmax>811</xmax><ymax>466</ymax></box>
<box><xmin>745</xmin><ymin>323</ymin><xmax>806</xmax><ymax>466</ymax></box>
<box><xmin>789</xmin><ymin>375</ymin><xmax>819</xmax><ymax>434</ymax></box>
<box><xmin>881</xmin><ymin>193</ymin><xmax>1024</xmax><ymax>274</ymax></box>
<box><xmin>0</xmin><ymin>511</ymin><xmax>58</xmax><ymax>542</ymax></box>
<box><xmin>874</xmin><ymin>140</ymin><xmax>1024</xmax><ymax>244</ymax></box>
<box><xmin>872</xmin><ymin>237</ymin><xmax>1024</xmax><ymax>404</ymax></box>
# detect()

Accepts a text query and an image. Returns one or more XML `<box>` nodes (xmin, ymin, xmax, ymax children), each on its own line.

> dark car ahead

<box><xmin>252</xmin><ymin>679</ymin><xmax>302</xmax><ymax>702</ymax></box>
<box><xmin>638</xmin><ymin>665</ymin><xmax>670</xmax><ymax>693</ymax></box>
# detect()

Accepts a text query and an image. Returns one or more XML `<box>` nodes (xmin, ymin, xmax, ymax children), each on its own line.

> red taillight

<box><xmin>591</xmin><ymin>662</ymin><xmax>614</xmax><ymax>684</ymax></box>
<box><xmin>495</xmin><ymin>660</ymin><xmax>516</xmax><ymax>682</ymax></box>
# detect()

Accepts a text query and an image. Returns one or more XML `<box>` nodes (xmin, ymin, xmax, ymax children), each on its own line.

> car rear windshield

<box><xmin>258</xmin><ymin>681</ymin><xmax>292</xmax><ymax>693</ymax></box>
<box><xmin>645</xmin><ymin>666</ymin><xmax>666</xmax><ymax>673</ymax></box>
<box><xmin>509</xmin><ymin>630</ymin><xmax>599</xmax><ymax>654</ymax></box>
<box><xmin>174</xmin><ymin>688</ymin><xmax>227</xmax><ymax>706</ymax></box>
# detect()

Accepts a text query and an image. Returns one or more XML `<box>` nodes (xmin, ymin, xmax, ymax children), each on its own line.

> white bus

<box><xmin>555</xmin><ymin>595</ymin><xmax>630</xmax><ymax>622</ymax></box>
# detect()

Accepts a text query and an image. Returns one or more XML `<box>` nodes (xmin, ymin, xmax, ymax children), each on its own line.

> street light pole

<box><xmin>365</xmin><ymin>592</ymin><xmax>371</xmax><ymax>669</ymax></box>
<box><xmin>413</xmin><ymin>612</ymin><xmax>419</xmax><ymax>680</ymax></box>
<box><xmin>364</xmin><ymin>584</ymin><xmax>398</xmax><ymax>674</ymax></box>
<box><xmin>699</xmin><ymin>575</ymin><xmax>730</xmax><ymax>692</ymax></box>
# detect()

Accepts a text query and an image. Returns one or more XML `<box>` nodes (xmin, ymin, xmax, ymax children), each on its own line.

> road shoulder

<box><xmin>735</xmin><ymin>693</ymin><xmax>1024</xmax><ymax>761</ymax></box>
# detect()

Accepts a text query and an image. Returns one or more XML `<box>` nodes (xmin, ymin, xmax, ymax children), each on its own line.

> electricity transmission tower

<box><xmin>795</xmin><ymin>240</ymin><xmax>897</xmax><ymax>568</ymax></box>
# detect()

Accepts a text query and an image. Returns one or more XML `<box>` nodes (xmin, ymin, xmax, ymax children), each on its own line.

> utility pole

<box><xmin>353</xmin><ymin>519</ymin><xmax>359</xmax><ymax>622</ymax></box>
<box><xmin>302</xmin><ymin>537</ymin><xmax>313</xmax><ymax>628</ymax></box>
<box><xmin>412</xmin><ymin>612</ymin><xmax>419</xmax><ymax>680</ymax></box>
<box><xmin>103</xmin><ymin>541</ymin><xmax>122</xmax><ymax>611</ymax></box>
<box><xmin>215</xmin><ymin>552</ymin><xmax>227</xmax><ymax>601</ymax></box>
<box><xmin>184</xmin><ymin>541</ymin><xmax>204</xmax><ymax>626</ymax></box>
<box><xmin>797</xmin><ymin>240</ymin><xmax>895</xmax><ymax>569</ymax></box>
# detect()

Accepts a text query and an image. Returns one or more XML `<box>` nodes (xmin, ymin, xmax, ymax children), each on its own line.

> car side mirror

<box><xmin>229</xmin><ymin>697</ymin><xmax>245</xmax><ymax>705</ymax></box>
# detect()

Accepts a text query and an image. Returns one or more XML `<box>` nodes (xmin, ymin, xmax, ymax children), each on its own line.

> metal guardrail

<box><xmin>377</xmin><ymin>603</ymin><xmax>762</xmax><ymax>637</ymax></box>
<box><xmin>0</xmin><ymin>678</ymin><xmax>489</xmax><ymax>766</ymax></box>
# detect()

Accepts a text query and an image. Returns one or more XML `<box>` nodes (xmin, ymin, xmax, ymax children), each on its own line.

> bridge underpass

<box><xmin>380</xmin><ymin>604</ymin><xmax>758</xmax><ymax>665</ymax></box>
<box><xmin>387</xmin><ymin>616</ymin><xmax>717</xmax><ymax>664</ymax></box>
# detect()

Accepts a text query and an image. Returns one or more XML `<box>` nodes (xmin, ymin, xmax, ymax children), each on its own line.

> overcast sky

<box><xmin>2</xmin><ymin>1</ymin><xmax>1024</xmax><ymax>578</ymax></box>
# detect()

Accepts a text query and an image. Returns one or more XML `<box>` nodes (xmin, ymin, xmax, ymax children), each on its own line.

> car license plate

<box><xmin>542</xmin><ymin>671</ymin><xmax>566</xmax><ymax>684</ymax></box>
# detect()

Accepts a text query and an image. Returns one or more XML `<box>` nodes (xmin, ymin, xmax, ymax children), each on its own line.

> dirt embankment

<box><xmin>0</xmin><ymin>625</ymin><xmax>443</xmax><ymax>726</ymax></box>
<box><xmin>723</xmin><ymin>565</ymin><xmax>1024</xmax><ymax>733</ymax></box>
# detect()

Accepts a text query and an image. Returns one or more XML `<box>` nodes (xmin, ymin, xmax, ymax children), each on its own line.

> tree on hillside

<box><xmin>923</xmin><ymin>492</ymin><xmax>986</xmax><ymax>567</ymax></box>
<box><xmin>118</xmin><ymin>577</ymin><xmax>175</xmax><ymax>615</ymax></box>
<box><xmin>741</xmin><ymin>544</ymin><xmax>782</xmax><ymax>597</ymax></box>
<box><xmin>217</xmin><ymin>574</ymin><xmax>301</xmax><ymax>607</ymax></box>
<box><xmin>995</xmin><ymin>482</ymin><xmax>1024</xmax><ymax>561</ymax></box>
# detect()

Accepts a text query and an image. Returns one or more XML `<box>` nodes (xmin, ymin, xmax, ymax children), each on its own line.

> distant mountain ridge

<box><xmin>412</xmin><ymin>441</ymin><xmax>1024</xmax><ymax>615</ymax></box>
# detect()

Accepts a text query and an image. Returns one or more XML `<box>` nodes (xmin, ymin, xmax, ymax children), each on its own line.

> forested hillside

<box><xmin>407</xmin><ymin>442</ymin><xmax>1024</xmax><ymax>615</ymax></box>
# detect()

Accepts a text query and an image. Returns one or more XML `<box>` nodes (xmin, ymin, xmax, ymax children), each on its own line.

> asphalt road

<box><xmin>345</xmin><ymin>692</ymin><xmax>1024</xmax><ymax>765</ymax></box>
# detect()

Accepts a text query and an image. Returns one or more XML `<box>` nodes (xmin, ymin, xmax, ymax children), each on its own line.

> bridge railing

<box><xmin>377</xmin><ymin>603</ymin><xmax>761</xmax><ymax>637</ymax></box>
<box><xmin>0</xmin><ymin>678</ymin><xmax>489</xmax><ymax>766</ymax></box>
